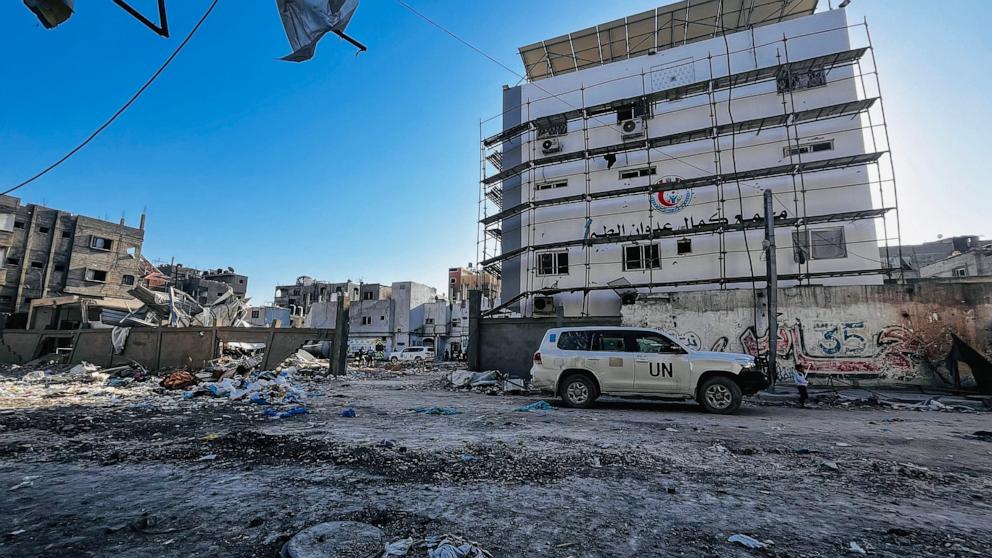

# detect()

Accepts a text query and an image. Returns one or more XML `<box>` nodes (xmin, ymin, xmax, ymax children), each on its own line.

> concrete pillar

<box><xmin>467</xmin><ymin>289</ymin><xmax>481</xmax><ymax>371</ymax></box>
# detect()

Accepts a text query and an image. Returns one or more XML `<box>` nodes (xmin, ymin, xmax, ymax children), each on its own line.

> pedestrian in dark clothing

<box><xmin>793</xmin><ymin>363</ymin><xmax>809</xmax><ymax>407</ymax></box>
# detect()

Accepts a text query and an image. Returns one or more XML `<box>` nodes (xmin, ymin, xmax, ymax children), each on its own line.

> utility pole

<box><xmin>763</xmin><ymin>189</ymin><xmax>778</xmax><ymax>391</ymax></box>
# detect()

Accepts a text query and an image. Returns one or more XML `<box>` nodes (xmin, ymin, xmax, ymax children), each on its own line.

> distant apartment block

<box><xmin>0</xmin><ymin>195</ymin><xmax>146</xmax><ymax>325</ymax></box>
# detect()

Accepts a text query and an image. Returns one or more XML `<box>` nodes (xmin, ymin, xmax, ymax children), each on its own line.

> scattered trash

<box><xmin>665</xmin><ymin>427</ymin><xmax>679</xmax><ymax>432</ymax></box>
<box><xmin>160</xmin><ymin>370</ymin><xmax>197</xmax><ymax>390</ymax></box>
<box><xmin>263</xmin><ymin>406</ymin><xmax>308</xmax><ymax>419</ymax></box>
<box><xmin>514</xmin><ymin>401</ymin><xmax>553</xmax><ymax>413</ymax></box>
<box><xmin>414</xmin><ymin>406</ymin><xmax>462</xmax><ymax>416</ymax></box>
<box><xmin>22</xmin><ymin>370</ymin><xmax>46</xmax><ymax>382</ymax></box>
<box><xmin>197</xmin><ymin>454</ymin><xmax>217</xmax><ymax>462</ymax></box>
<box><xmin>849</xmin><ymin>541</ymin><xmax>867</xmax><ymax>555</ymax></box>
<box><xmin>728</xmin><ymin>534</ymin><xmax>767</xmax><ymax>550</ymax></box>
<box><xmin>340</xmin><ymin>408</ymin><xmax>357</xmax><ymax>418</ymax></box>
<box><xmin>460</xmin><ymin>454</ymin><xmax>480</xmax><ymax>462</ymax></box>
<box><xmin>381</xmin><ymin>534</ymin><xmax>493</xmax><ymax>558</ymax></box>
<box><xmin>835</xmin><ymin>442</ymin><xmax>851</xmax><ymax>447</ymax></box>
<box><xmin>8</xmin><ymin>480</ymin><xmax>33</xmax><ymax>491</ymax></box>
<box><xmin>447</xmin><ymin>369</ymin><xmax>529</xmax><ymax>395</ymax></box>
<box><xmin>820</xmin><ymin>460</ymin><xmax>841</xmax><ymax>472</ymax></box>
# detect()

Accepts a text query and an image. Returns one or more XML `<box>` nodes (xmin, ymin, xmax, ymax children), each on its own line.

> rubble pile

<box><xmin>102</xmin><ymin>285</ymin><xmax>250</xmax><ymax>328</ymax></box>
<box><xmin>445</xmin><ymin>370</ymin><xmax>528</xmax><ymax>395</ymax></box>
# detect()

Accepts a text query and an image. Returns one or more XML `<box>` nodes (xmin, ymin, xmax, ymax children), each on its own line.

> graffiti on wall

<box><xmin>738</xmin><ymin>319</ymin><xmax>920</xmax><ymax>377</ymax></box>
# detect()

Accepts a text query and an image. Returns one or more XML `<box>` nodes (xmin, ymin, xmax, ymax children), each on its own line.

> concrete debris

<box><xmin>414</xmin><ymin>406</ymin><xmax>461</xmax><ymax>416</ymax></box>
<box><xmin>728</xmin><ymin>534</ymin><xmax>767</xmax><ymax>549</ymax></box>
<box><xmin>446</xmin><ymin>369</ymin><xmax>529</xmax><ymax>395</ymax></box>
<box><xmin>106</xmin><ymin>285</ymin><xmax>249</xmax><ymax>328</ymax></box>
<box><xmin>849</xmin><ymin>541</ymin><xmax>867</xmax><ymax>554</ymax></box>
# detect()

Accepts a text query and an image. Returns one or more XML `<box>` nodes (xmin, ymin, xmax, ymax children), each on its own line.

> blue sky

<box><xmin>2</xmin><ymin>1</ymin><xmax>989</xmax><ymax>303</ymax></box>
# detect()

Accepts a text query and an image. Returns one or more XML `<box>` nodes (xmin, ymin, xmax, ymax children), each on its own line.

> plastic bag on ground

<box><xmin>515</xmin><ymin>400</ymin><xmax>553</xmax><ymax>413</ymax></box>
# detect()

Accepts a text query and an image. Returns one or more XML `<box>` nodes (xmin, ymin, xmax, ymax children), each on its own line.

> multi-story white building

<box><xmin>479</xmin><ymin>0</ymin><xmax>899</xmax><ymax>317</ymax></box>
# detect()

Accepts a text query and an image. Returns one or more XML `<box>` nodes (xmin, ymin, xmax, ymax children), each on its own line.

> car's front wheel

<box><xmin>390</xmin><ymin>357</ymin><xmax>398</xmax><ymax>363</ymax></box>
<box><xmin>559</xmin><ymin>374</ymin><xmax>597</xmax><ymax>408</ymax></box>
<box><xmin>698</xmin><ymin>377</ymin><xmax>742</xmax><ymax>414</ymax></box>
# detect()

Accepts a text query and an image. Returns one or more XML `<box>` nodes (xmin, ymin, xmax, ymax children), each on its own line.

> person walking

<box><xmin>793</xmin><ymin>363</ymin><xmax>809</xmax><ymax>407</ymax></box>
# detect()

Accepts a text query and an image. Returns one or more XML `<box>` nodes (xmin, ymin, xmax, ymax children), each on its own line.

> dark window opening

<box><xmin>537</xmin><ymin>251</ymin><xmax>569</xmax><ymax>275</ymax></box>
<box><xmin>361</xmin><ymin>316</ymin><xmax>372</xmax><ymax>325</ymax></box>
<box><xmin>536</xmin><ymin>115</ymin><xmax>568</xmax><ymax>138</ymax></box>
<box><xmin>616</xmin><ymin>99</ymin><xmax>649</xmax><ymax>122</ymax></box>
<box><xmin>90</xmin><ymin>236</ymin><xmax>113</xmax><ymax>251</ymax></box>
<box><xmin>38</xmin><ymin>226</ymin><xmax>50</xmax><ymax>234</ymax></box>
<box><xmin>251</xmin><ymin>310</ymin><xmax>260</xmax><ymax>319</ymax></box>
<box><xmin>84</xmin><ymin>269</ymin><xmax>108</xmax><ymax>282</ymax></box>
<box><xmin>777</xmin><ymin>68</ymin><xmax>827</xmax><ymax>93</ymax></box>
<box><xmin>623</xmin><ymin>244</ymin><xmax>661</xmax><ymax>271</ymax></box>
<box><xmin>13</xmin><ymin>221</ymin><xmax>25</xmax><ymax>230</ymax></box>
<box><xmin>53</xmin><ymin>263</ymin><xmax>65</xmax><ymax>272</ymax></box>
<box><xmin>784</xmin><ymin>140</ymin><xmax>834</xmax><ymax>158</ymax></box>
<box><xmin>121</xmin><ymin>274</ymin><xmax>136</xmax><ymax>286</ymax></box>
<box><xmin>618</xmin><ymin>166</ymin><xmax>656</xmax><ymax>180</ymax></box>
<box><xmin>535</xmin><ymin>180</ymin><xmax>568</xmax><ymax>191</ymax></box>
<box><xmin>677</xmin><ymin>238</ymin><xmax>692</xmax><ymax>254</ymax></box>
<box><xmin>5</xmin><ymin>257</ymin><xmax>19</xmax><ymax>266</ymax></box>
<box><xmin>30</xmin><ymin>261</ymin><xmax>44</xmax><ymax>269</ymax></box>
<box><xmin>61</xmin><ymin>230</ymin><xmax>72</xmax><ymax>239</ymax></box>
<box><xmin>0</xmin><ymin>296</ymin><xmax>12</xmax><ymax>304</ymax></box>
<box><xmin>793</xmin><ymin>227</ymin><xmax>847</xmax><ymax>262</ymax></box>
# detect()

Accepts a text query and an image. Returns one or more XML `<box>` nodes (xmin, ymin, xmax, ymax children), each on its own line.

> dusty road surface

<box><xmin>1</xmin><ymin>366</ymin><xmax>991</xmax><ymax>557</ymax></box>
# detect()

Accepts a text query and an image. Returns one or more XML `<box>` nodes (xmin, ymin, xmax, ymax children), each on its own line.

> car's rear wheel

<box><xmin>699</xmin><ymin>377</ymin><xmax>742</xmax><ymax>414</ymax></box>
<box><xmin>414</xmin><ymin>357</ymin><xmax>423</xmax><ymax>363</ymax></box>
<box><xmin>559</xmin><ymin>374</ymin><xmax>597</xmax><ymax>408</ymax></box>
<box><xmin>390</xmin><ymin>357</ymin><xmax>398</xmax><ymax>363</ymax></box>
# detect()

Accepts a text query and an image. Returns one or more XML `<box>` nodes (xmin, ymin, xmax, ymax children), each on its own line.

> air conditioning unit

<box><xmin>540</xmin><ymin>137</ymin><xmax>562</xmax><ymax>155</ymax></box>
<box><xmin>533</xmin><ymin>295</ymin><xmax>557</xmax><ymax>315</ymax></box>
<box><xmin>620</xmin><ymin>119</ymin><xmax>645</xmax><ymax>141</ymax></box>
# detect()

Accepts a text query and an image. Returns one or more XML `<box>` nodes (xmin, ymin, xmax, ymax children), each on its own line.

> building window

<box><xmin>30</xmin><ymin>261</ymin><xmax>44</xmax><ymax>269</ymax></box>
<box><xmin>352</xmin><ymin>288</ymin><xmax>359</xmax><ymax>297</ymax></box>
<box><xmin>5</xmin><ymin>257</ymin><xmax>19</xmax><ymax>267</ymax></box>
<box><xmin>14</xmin><ymin>221</ymin><xmax>25</xmax><ymax>230</ymax></box>
<box><xmin>251</xmin><ymin>310</ymin><xmax>260</xmax><ymax>319</ymax></box>
<box><xmin>90</xmin><ymin>236</ymin><xmax>113</xmax><ymax>251</ymax></box>
<box><xmin>677</xmin><ymin>238</ymin><xmax>692</xmax><ymax>255</ymax></box>
<box><xmin>61</xmin><ymin>230</ymin><xmax>72</xmax><ymax>239</ymax></box>
<box><xmin>616</xmin><ymin>99</ymin><xmax>649</xmax><ymax>122</ymax></box>
<box><xmin>451</xmin><ymin>318</ymin><xmax>461</xmax><ymax>327</ymax></box>
<box><xmin>361</xmin><ymin>316</ymin><xmax>372</xmax><ymax>325</ymax></box>
<box><xmin>0</xmin><ymin>296</ymin><xmax>11</xmax><ymax>304</ymax></box>
<box><xmin>38</xmin><ymin>225</ymin><xmax>50</xmax><ymax>234</ymax></box>
<box><xmin>380</xmin><ymin>315</ymin><xmax>385</xmax><ymax>321</ymax></box>
<box><xmin>624</xmin><ymin>244</ymin><xmax>661</xmax><ymax>271</ymax></box>
<box><xmin>953</xmin><ymin>266</ymin><xmax>968</xmax><ymax>277</ymax></box>
<box><xmin>425</xmin><ymin>318</ymin><xmax>435</xmax><ymax>325</ymax></box>
<box><xmin>54</xmin><ymin>263</ymin><xmax>65</xmax><ymax>272</ymax></box>
<box><xmin>85</xmin><ymin>269</ymin><xmax>108</xmax><ymax>282</ymax></box>
<box><xmin>363</xmin><ymin>291</ymin><xmax>374</xmax><ymax>300</ymax></box>
<box><xmin>784</xmin><ymin>140</ymin><xmax>834</xmax><ymax>158</ymax></box>
<box><xmin>777</xmin><ymin>68</ymin><xmax>827</xmax><ymax>93</ymax></box>
<box><xmin>793</xmin><ymin>227</ymin><xmax>847</xmax><ymax>262</ymax></box>
<box><xmin>121</xmin><ymin>274</ymin><xmax>136</xmax><ymax>286</ymax></box>
<box><xmin>535</xmin><ymin>180</ymin><xmax>568</xmax><ymax>191</ymax></box>
<box><xmin>292</xmin><ymin>288</ymin><xmax>301</xmax><ymax>296</ymax></box>
<box><xmin>618</xmin><ymin>166</ymin><xmax>656</xmax><ymax>180</ymax></box>
<box><xmin>537</xmin><ymin>251</ymin><xmax>569</xmax><ymax>275</ymax></box>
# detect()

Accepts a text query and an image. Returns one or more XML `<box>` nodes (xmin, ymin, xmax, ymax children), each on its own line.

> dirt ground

<box><xmin>1</xmin><ymin>366</ymin><xmax>991</xmax><ymax>557</ymax></box>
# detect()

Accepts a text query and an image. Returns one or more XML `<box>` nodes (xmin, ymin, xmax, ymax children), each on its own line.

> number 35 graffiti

<box><xmin>815</xmin><ymin>321</ymin><xmax>868</xmax><ymax>356</ymax></box>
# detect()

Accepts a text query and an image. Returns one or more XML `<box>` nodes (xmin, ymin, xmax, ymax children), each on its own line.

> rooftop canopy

<box><xmin>518</xmin><ymin>0</ymin><xmax>818</xmax><ymax>81</ymax></box>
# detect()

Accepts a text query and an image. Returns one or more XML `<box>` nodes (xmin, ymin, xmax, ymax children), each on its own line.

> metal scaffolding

<box><xmin>477</xmin><ymin>15</ymin><xmax>901</xmax><ymax>317</ymax></box>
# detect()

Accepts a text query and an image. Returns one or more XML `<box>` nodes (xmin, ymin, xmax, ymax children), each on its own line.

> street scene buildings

<box><xmin>2</xmin><ymin>1</ymin><xmax>991</xmax><ymax>557</ymax></box>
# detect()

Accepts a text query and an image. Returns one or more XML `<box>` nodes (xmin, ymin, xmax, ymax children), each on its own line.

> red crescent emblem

<box><xmin>656</xmin><ymin>191</ymin><xmax>677</xmax><ymax>207</ymax></box>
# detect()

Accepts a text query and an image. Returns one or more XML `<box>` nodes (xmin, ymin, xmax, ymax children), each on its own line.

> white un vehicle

<box><xmin>530</xmin><ymin>327</ymin><xmax>770</xmax><ymax>414</ymax></box>
<box><xmin>388</xmin><ymin>346</ymin><xmax>434</xmax><ymax>363</ymax></box>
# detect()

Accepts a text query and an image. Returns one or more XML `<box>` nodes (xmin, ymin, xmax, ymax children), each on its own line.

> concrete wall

<box><xmin>0</xmin><ymin>327</ymin><xmax>336</xmax><ymax>371</ymax></box>
<box><xmin>620</xmin><ymin>282</ymin><xmax>992</xmax><ymax>387</ymax></box>
<box><xmin>475</xmin><ymin>315</ymin><xmax>622</xmax><ymax>378</ymax></box>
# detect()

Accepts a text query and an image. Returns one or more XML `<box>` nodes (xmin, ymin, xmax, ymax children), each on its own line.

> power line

<box><xmin>2</xmin><ymin>0</ymin><xmax>219</xmax><ymax>197</ymax></box>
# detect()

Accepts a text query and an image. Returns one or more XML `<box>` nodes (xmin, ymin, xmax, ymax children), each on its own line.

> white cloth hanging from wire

<box><xmin>276</xmin><ymin>0</ymin><xmax>360</xmax><ymax>62</ymax></box>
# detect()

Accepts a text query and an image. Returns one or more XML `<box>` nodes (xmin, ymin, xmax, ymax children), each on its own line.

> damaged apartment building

<box><xmin>157</xmin><ymin>263</ymin><xmax>249</xmax><ymax>305</ymax></box>
<box><xmin>0</xmin><ymin>195</ymin><xmax>148</xmax><ymax>329</ymax></box>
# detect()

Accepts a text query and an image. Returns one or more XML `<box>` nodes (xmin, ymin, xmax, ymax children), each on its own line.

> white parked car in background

<box><xmin>529</xmin><ymin>327</ymin><xmax>769</xmax><ymax>414</ymax></box>
<box><xmin>388</xmin><ymin>346</ymin><xmax>434</xmax><ymax>363</ymax></box>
